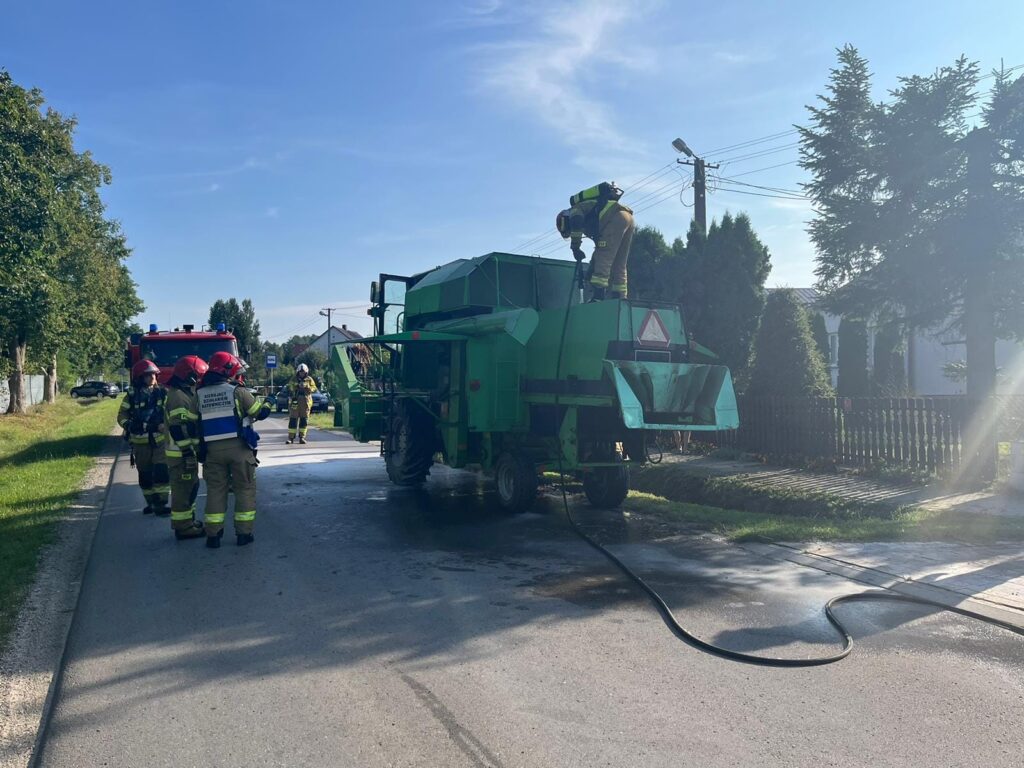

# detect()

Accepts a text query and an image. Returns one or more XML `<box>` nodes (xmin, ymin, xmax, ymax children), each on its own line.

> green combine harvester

<box><xmin>330</xmin><ymin>252</ymin><xmax>738</xmax><ymax>512</ymax></box>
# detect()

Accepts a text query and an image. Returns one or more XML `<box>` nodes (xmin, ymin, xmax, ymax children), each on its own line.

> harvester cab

<box><xmin>330</xmin><ymin>252</ymin><xmax>738</xmax><ymax>512</ymax></box>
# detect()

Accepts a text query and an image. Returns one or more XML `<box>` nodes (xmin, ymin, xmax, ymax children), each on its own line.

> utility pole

<box><xmin>672</xmin><ymin>138</ymin><xmax>720</xmax><ymax>234</ymax></box>
<box><xmin>319</xmin><ymin>306</ymin><xmax>341</xmax><ymax>391</ymax></box>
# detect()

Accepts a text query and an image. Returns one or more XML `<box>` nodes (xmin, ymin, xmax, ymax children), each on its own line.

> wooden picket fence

<box><xmin>703</xmin><ymin>396</ymin><xmax>972</xmax><ymax>474</ymax></box>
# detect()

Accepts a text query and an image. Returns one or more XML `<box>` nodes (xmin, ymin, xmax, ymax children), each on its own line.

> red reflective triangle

<box><xmin>637</xmin><ymin>310</ymin><xmax>670</xmax><ymax>347</ymax></box>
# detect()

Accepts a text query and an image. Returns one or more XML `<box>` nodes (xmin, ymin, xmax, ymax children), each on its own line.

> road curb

<box><xmin>740</xmin><ymin>541</ymin><xmax>1024</xmax><ymax>632</ymax></box>
<box><xmin>0</xmin><ymin>434</ymin><xmax>121</xmax><ymax>768</ymax></box>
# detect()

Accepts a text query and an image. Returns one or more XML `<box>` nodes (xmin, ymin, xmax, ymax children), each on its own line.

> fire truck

<box><xmin>124</xmin><ymin>323</ymin><xmax>240</xmax><ymax>383</ymax></box>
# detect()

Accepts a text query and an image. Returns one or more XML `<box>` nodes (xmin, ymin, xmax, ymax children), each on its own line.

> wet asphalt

<box><xmin>36</xmin><ymin>415</ymin><xmax>1024</xmax><ymax>767</ymax></box>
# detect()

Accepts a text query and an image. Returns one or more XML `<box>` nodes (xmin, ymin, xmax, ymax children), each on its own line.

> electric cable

<box><xmin>549</xmin><ymin>274</ymin><xmax>1024</xmax><ymax>666</ymax></box>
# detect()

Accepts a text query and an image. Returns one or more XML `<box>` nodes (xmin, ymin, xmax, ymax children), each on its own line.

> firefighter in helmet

<box><xmin>117</xmin><ymin>360</ymin><xmax>170</xmax><ymax>516</ymax></box>
<box><xmin>286</xmin><ymin>363</ymin><xmax>318</xmax><ymax>444</ymax></box>
<box><xmin>162</xmin><ymin>355</ymin><xmax>208</xmax><ymax>540</ymax></box>
<box><xmin>196</xmin><ymin>351</ymin><xmax>271</xmax><ymax>548</ymax></box>
<box><xmin>556</xmin><ymin>181</ymin><xmax>635</xmax><ymax>300</ymax></box>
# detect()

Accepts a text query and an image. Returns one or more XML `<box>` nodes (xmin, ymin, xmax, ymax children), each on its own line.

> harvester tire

<box><xmin>494</xmin><ymin>452</ymin><xmax>537</xmax><ymax>513</ymax></box>
<box><xmin>583</xmin><ymin>465</ymin><xmax>630</xmax><ymax>509</ymax></box>
<box><xmin>385</xmin><ymin>401</ymin><xmax>434</xmax><ymax>486</ymax></box>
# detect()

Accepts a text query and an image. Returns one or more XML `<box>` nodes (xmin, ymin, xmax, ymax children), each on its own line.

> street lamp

<box><xmin>672</xmin><ymin>136</ymin><xmax>718</xmax><ymax>234</ymax></box>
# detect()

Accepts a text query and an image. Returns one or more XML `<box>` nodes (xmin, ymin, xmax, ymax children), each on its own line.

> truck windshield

<box><xmin>140</xmin><ymin>339</ymin><xmax>238</xmax><ymax>366</ymax></box>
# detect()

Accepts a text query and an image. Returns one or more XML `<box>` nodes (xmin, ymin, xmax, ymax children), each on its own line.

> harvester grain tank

<box><xmin>330</xmin><ymin>252</ymin><xmax>738</xmax><ymax>511</ymax></box>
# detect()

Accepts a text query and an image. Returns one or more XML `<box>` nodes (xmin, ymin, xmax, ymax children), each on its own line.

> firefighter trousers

<box><xmin>287</xmin><ymin>413</ymin><xmax>309</xmax><ymax>440</ymax></box>
<box><xmin>166</xmin><ymin>455</ymin><xmax>201</xmax><ymax>531</ymax></box>
<box><xmin>132</xmin><ymin>442</ymin><xmax>169</xmax><ymax>513</ymax></box>
<box><xmin>589</xmin><ymin>208</ymin><xmax>635</xmax><ymax>295</ymax></box>
<box><xmin>202</xmin><ymin>439</ymin><xmax>258</xmax><ymax>536</ymax></box>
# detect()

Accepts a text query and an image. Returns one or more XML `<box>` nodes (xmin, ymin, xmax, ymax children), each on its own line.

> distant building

<box><xmin>306</xmin><ymin>325</ymin><xmax>363</xmax><ymax>357</ymax></box>
<box><xmin>782</xmin><ymin>288</ymin><xmax>1024</xmax><ymax>395</ymax></box>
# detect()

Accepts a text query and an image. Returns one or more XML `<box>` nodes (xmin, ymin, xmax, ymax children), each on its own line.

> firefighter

<box><xmin>196</xmin><ymin>351</ymin><xmax>271</xmax><ymax>548</ymax></box>
<box><xmin>163</xmin><ymin>355</ymin><xmax>208</xmax><ymax>540</ymax></box>
<box><xmin>116</xmin><ymin>360</ymin><xmax>170</xmax><ymax>516</ymax></box>
<box><xmin>286</xmin><ymin>363</ymin><xmax>318</xmax><ymax>444</ymax></box>
<box><xmin>556</xmin><ymin>181</ymin><xmax>635</xmax><ymax>299</ymax></box>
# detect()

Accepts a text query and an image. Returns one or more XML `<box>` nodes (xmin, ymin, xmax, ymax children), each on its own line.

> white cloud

<box><xmin>265</xmin><ymin>206</ymin><xmax>280</xmax><ymax>218</ymax></box>
<box><xmin>207</xmin><ymin>182</ymin><xmax>221</xmax><ymax>193</ymax></box>
<box><xmin>470</xmin><ymin>1</ymin><xmax>655</xmax><ymax>163</ymax></box>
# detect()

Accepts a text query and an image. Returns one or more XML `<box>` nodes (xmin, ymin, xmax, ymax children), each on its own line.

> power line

<box><xmin>710</xmin><ymin>174</ymin><xmax>807</xmax><ymax>197</ymax></box>
<box><xmin>704</xmin><ymin>128</ymin><xmax>799</xmax><ymax>157</ymax></box>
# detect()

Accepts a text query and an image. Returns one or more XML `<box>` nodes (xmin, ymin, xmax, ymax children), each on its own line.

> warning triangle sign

<box><xmin>637</xmin><ymin>310</ymin><xmax>671</xmax><ymax>347</ymax></box>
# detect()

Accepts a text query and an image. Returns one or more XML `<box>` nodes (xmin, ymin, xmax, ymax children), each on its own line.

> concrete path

<box><xmin>32</xmin><ymin>417</ymin><xmax>1024</xmax><ymax>767</ymax></box>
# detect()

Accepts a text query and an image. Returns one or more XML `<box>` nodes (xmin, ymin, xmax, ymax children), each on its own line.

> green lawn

<box><xmin>628</xmin><ymin>463</ymin><xmax>1024</xmax><ymax>544</ymax></box>
<box><xmin>0</xmin><ymin>396</ymin><xmax>119</xmax><ymax>648</ymax></box>
<box><xmin>307</xmin><ymin>410</ymin><xmax>340</xmax><ymax>430</ymax></box>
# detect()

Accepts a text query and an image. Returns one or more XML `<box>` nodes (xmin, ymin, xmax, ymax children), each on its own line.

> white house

<box><xmin>786</xmin><ymin>288</ymin><xmax>1024</xmax><ymax>396</ymax></box>
<box><xmin>306</xmin><ymin>325</ymin><xmax>363</xmax><ymax>357</ymax></box>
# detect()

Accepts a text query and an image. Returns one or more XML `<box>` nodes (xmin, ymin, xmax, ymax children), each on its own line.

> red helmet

<box><xmin>207</xmin><ymin>351</ymin><xmax>245</xmax><ymax>380</ymax></box>
<box><xmin>131</xmin><ymin>359</ymin><xmax>160</xmax><ymax>383</ymax></box>
<box><xmin>171</xmin><ymin>355</ymin><xmax>209</xmax><ymax>385</ymax></box>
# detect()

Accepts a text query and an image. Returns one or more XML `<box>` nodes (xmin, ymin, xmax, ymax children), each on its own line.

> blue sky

<box><xmin>3</xmin><ymin>1</ymin><xmax>1023</xmax><ymax>343</ymax></box>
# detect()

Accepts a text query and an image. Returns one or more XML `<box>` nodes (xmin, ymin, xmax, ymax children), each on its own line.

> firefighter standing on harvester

<box><xmin>556</xmin><ymin>181</ymin><xmax>635</xmax><ymax>300</ymax></box>
<box><xmin>196</xmin><ymin>351</ymin><xmax>271</xmax><ymax>548</ymax></box>
<box><xmin>162</xmin><ymin>355</ymin><xmax>208</xmax><ymax>541</ymax></box>
<box><xmin>286</xmin><ymin>363</ymin><xmax>317</xmax><ymax>444</ymax></box>
<box><xmin>117</xmin><ymin>360</ymin><xmax>171</xmax><ymax>516</ymax></box>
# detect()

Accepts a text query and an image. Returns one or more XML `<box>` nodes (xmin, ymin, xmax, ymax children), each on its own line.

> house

<box><xmin>785</xmin><ymin>288</ymin><xmax>1024</xmax><ymax>396</ymax></box>
<box><xmin>306</xmin><ymin>325</ymin><xmax>363</xmax><ymax>357</ymax></box>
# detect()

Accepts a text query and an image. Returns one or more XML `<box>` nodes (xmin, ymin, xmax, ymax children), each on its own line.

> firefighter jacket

<box><xmin>566</xmin><ymin>184</ymin><xmax>633</xmax><ymax>250</ymax></box>
<box><xmin>117</xmin><ymin>385</ymin><xmax>167</xmax><ymax>446</ymax></box>
<box><xmin>196</xmin><ymin>378</ymin><xmax>270</xmax><ymax>450</ymax></box>
<box><xmin>287</xmin><ymin>376</ymin><xmax>318</xmax><ymax>414</ymax></box>
<box><xmin>163</xmin><ymin>384</ymin><xmax>200</xmax><ymax>459</ymax></box>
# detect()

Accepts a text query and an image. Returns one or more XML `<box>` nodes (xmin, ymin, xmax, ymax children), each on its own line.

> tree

<box><xmin>0</xmin><ymin>71</ymin><xmax>141</xmax><ymax>411</ymax></box>
<box><xmin>801</xmin><ymin>48</ymin><xmax>1024</xmax><ymax>478</ymax></box>
<box><xmin>748</xmin><ymin>289</ymin><xmax>833</xmax><ymax>398</ymax></box>
<box><xmin>809</xmin><ymin>311</ymin><xmax>831</xmax><ymax>373</ymax></box>
<box><xmin>209</xmin><ymin>298</ymin><xmax>261</xmax><ymax>362</ymax></box>
<box><xmin>627</xmin><ymin>226</ymin><xmax>676</xmax><ymax>302</ymax></box>
<box><xmin>871</xmin><ymin>321</ymin><xmax>907</xmax><ymax>396</ymax></box>
<box><xmin>294</xmin><ymin>349</ymin><xmax>327</xmax><ymax>374</ymax></box>
<box><xmin>681</xmin><ymin>213</ymin><xmax>771</xmax><ymax>390</ymax></box>
<box><xmin>836</xmin><ymin>318</ymin><xmax>869</xmax><ymax>397</ymax></box>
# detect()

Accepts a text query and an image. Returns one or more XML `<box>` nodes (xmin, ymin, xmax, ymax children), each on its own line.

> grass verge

<box><xmin>627</xmin><ymin>463</ymin><xmax>1024</xmax><ymax>544</ymax></box>
<box><xmin>307</xmin><ymin>410</ymin><xmax>341</xmax><ymax>430</ymax></box>
<box><xmin>0</xmin><ymin>396</ymin><xmax>119</xmax><ymax>648</ymax></box>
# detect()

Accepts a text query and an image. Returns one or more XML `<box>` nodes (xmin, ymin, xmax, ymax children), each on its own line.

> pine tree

<box><xmin>748</xmin><ymin>289</ymin><xmax>833</xmax><ymax>398</ymax></box>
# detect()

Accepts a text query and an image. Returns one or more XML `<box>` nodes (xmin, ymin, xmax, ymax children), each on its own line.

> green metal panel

<box><xmin>605</xmin><ymin>360</ymin><xmax>738</xmax><ymax>430</ymax></box>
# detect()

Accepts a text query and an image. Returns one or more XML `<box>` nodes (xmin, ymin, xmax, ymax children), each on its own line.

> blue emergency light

<box><xmin>217</xmin><ymin>323</ymin><xmax>226</xmax><ymax>332</ymax></box>
<box><xmin>149</xmin><ymin>324</ymin><xmax>158</xmax><ymax>332</ymax></box>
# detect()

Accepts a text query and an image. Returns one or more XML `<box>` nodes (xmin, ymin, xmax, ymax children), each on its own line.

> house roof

<box><xmin>311</xmin><ymin>325</ymin><xmax>363</xmax><ymax>346</ymax></box>
<box><xmin>770</xmin><ymin>287</ymin><xmax>820</xmax><ymax>307</ymax></box>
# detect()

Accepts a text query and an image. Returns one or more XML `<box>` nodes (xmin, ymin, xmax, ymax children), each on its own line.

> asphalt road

<box><xmin>37</xmin><ymin>416</ymin><xmax>1024</xmax><ymax>767</ymax></box>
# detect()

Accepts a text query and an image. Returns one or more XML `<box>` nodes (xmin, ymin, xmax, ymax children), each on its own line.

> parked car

<box><xmin>274</xmin><ymin>387</ymin><xmax>329</xmax><ymax>413</ymax></box>
<box><xmin>70</xmin><ymin>381</ymin><xmax>120</xmax><ymax>399</ymax></box>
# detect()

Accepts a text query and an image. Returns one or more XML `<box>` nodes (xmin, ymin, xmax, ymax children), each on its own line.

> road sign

<box><xmin>266</xmin><ymin>354</ymin><xmax>277</xmax><ymax>369</ymax></box>
<box><xmin>637</xmin><ymin>310</ymin><xmax>670</xmax><ymax>347</ymax></box>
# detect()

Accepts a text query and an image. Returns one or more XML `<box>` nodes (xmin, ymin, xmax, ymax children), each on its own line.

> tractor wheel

<box><xmin>583</xmin><ymin>465</ymin><xmax>630</xmax><ymax>509</ymax></box>
<box><xmin>385</xmin><ymin>401</ymin><xmax>434</xmax><ymax>486</ymax></box>
<box><xmin>494</xmin><ymin>452</ymin><xmax>537</xmax><ymax>513</ymax></box>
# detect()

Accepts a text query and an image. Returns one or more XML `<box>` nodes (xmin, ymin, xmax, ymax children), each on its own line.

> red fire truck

<box><xmin>125</xmin><ymin>323</ymin><xmax>240</xmax><ymax>383</ymax></box>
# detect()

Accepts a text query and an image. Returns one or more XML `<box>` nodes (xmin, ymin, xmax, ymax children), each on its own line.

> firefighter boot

<box><xmin>142</xmin><ymin>506</ymin><xmax>153</xmax><ymax>515</ymax></box>
<box><xmin>237</xmin><ymin>533</ymin><xmax>255</xmax><ymax>546</ymax></box>
<box><xmin>206</xmin><ymin>529</ymin><xmax>224</xmax><ymax>549</ymax></box>
<box><xmin>175</xmin><ymin>521</ymin><xmax>205</xmax><ymax>540</ymax></box>
<box><xmin>299</xmin><ymin>437</ymin><xmax>307</xmax><ymax>444</ymax></box>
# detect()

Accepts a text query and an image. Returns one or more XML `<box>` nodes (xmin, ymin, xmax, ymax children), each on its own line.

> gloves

<box><xmin>571</xmin><ymin>246</ymin><xmax>585</xmax><ymax>263</ymax></box>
